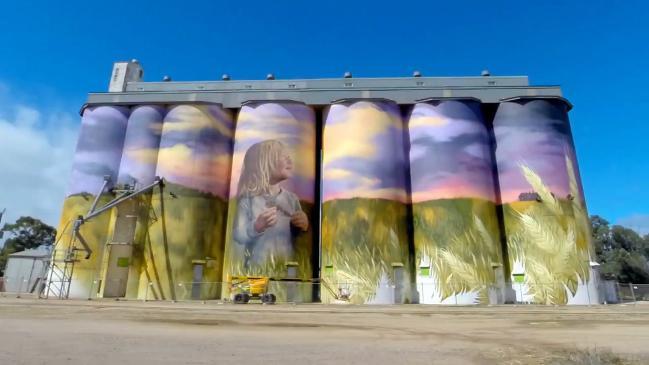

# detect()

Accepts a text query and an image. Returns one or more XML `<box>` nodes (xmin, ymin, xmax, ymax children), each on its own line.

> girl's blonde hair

<box><xmin>237</xmin><ymin>139</ymin><xmax>286</xmax><ymax>197</ymax></box>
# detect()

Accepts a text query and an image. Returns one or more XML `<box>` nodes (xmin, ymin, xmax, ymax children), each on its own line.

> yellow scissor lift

<box><xmin>228</xmin><ymin>276</ymin><xmax>277</xmax><ymax>304</ymax></box>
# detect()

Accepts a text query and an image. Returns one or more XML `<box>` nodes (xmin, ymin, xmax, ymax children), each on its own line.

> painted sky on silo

<box><xmin>117</xmin><ymin>105</ymin><xmax>165</xmax><ymax>186</ymax></box>
<box><xmin>67</xmin><ymin>106</ymin><xmax>129</xmax><ymax>196</ymax></box>
<box><xmin>409</xmin><ymin>101</ymin><xmax>496</xmax><ymax>203</ymax></box>
<box><xmin>322</xmin><ymin>101</ymin><xmax>408</xmax><ymax>202</ymax></box>
<box><xmin>229</xmin><ymin>102</ymin><xmax>316</xmax><ymax>202</ymax></box>
<box><xmin>155</xmin><ymin>104</ymin><xmax>233</xmax><ymax>198</ymax></box>
<box><xmin>494</xmin><ymin>100</ymin><xmax>577</xmax><ymax>203</ymax></box>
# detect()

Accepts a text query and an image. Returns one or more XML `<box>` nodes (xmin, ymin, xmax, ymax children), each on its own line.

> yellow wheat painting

<box><xmin>505</xmin><ymin>156</ymin><xmax>593</xmax><ymax>305</ymax></box>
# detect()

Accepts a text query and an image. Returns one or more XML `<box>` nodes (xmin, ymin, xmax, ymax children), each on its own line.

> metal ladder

<box><xmin>42</xmin><ymin>246</ymin><xmax>78</xmax><ymax>299</ymax></box>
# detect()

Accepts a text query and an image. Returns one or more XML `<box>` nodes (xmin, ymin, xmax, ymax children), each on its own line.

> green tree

<box><xmin>591</xmin><ymin>215</ymin><xmax>649</xmax><ymax>283</ymax></box>
<box><xmin>610</xmin><ymin>225</ymin><xmax>644</xmax><ymax>252</ymax></box>
<box><xmin>0</xmin><ymin>216</ymin><xmax>56</xmax><ymax>276</ymax></box>
<box><xmin>590</xmin><ymin>215</ymin><xmax>613</xmax><ymax>255</ymax></box>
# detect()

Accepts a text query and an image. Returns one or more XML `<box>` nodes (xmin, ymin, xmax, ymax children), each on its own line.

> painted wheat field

<box><xmin>321</xmin><ymin>198</ymin><xmax>412</xmax><ymax>304</ymax></box>
<box><xmin>144</xmin><ymin>182</ymin><xmax>229</xmax><ymax>301</ymax></box>
<box><xmin>413</xmin><ymin>198</ymin><xmax>503</xmax><ymax>304</ymax></box>
<box><xmin>54</xmin><ymin>193</ymin><xmax>117</xmax><ymax>298</ymax></box>
<box><xmin>501</xmin><ymin>157</ymin><xmax>592</xmax><ymax>305</ymax></box>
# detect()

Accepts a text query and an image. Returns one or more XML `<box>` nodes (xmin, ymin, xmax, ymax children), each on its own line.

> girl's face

<box><xmin>271</xmin><ymin>148</ymin><xmax>293</xmax><ymax>182</ymax></box>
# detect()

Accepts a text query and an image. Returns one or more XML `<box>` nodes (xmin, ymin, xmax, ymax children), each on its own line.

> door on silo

<box><xmin>191</xmin><ymin>261</ymin><xmax>205</xmax><ymax>300</ymax></box>
<box><xmin>102</xmin><ymin>244</ymin><xmax>132</xmax><ymax>298</ymax></box>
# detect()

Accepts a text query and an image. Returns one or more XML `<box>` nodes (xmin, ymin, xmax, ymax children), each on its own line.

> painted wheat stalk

<box><xmin>508</xmin><ymin>156</ymin><xmax>591</xmax><ymax>304</ymax></box>
<box><xmin>424</xmin><ymin>214</ymin><xmax>499</xmax><ymax>303</ymax></box>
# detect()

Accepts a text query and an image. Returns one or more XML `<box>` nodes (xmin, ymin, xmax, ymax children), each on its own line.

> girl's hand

<box><xmin>290</xmin><ymin>211</ymin><xmax>309</xmax><ymax>232</ymax></box>
<box><xmin>254</xmin><ymin>207</ymin><xmax>278</xmax><ymax>233</ymax></box>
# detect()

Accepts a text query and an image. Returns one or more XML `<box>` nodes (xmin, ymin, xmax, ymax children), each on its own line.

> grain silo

<box><xmin>46</xmin><ymin>61</ymin><xmax>597</xmax><ymax>305</ymax></box>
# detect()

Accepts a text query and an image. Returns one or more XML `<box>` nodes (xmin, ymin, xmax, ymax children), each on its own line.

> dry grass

<box><xmin>548</xmin><ymin>348</ymin><xmax>641</xmax><ymax>365</ymax></box>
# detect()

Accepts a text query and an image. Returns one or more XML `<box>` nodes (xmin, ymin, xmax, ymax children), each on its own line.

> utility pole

<box><xmin>0</xmin><ymin>208</ymin><xmax>5</xmax><ymax>224</ymax></box>
<box><xmin>0</xmin><ymin>208</ymin><xmax>6</xmax><ymax>239</ymax></box>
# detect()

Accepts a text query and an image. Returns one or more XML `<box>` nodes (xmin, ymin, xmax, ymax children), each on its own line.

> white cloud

<box><xmin>0</xmin><ymin>97</ymin><xmax>78</xmax><ymax>232</ymax></box>
<box><xmin>617</xmin><ymin>214</ymin><xmax>649</xmax><ymax>235</ymax></box>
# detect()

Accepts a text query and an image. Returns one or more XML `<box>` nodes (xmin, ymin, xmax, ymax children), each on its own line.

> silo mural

<box><xmin>493</xmin><ymin>98</ymin><xmax>595</xmax><ymax>305</ymax></box>
<box><xmin>321</xmin><ymin>100</ymin><xmax>411</xmax><ymax>304</ymax></box>
<box><xmin>146</xmin><ymin>104</ymin><xmax>234</xmax><ymax>300</ymax></box>
<box><xmin>55</xmin><ymin>106</ymin><xmax>129</xmax><ymax>298</ymax></box>
<box><xmin>408</xmin><ymin>99</ymin><xmax>504</xmax><ymax>305</ymax></box>
<box><xmin>116</xmin><ymin>105</ymin><xmax>166</xmax><ymax>187</ymax></box>
<box><xmin>223</xmin><ymin>102</ymin><xmax>316</xmax><ymax>301</ymax></box>
<box><xmin>52</xmin><ymin>74</ymin><xmax>594</xmax><ymax>307</ymax></box>
<box><xmin>109</xmin><ymin>105</ymin><xmax>166</xmax><ymax>299</ymax></box>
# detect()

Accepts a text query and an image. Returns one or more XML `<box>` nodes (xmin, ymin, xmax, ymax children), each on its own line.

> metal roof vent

<box><xmin>162</xmin><ymin>75</ymin><xmax>172</xmax><ymax>82</ymax></box>
<box><xmin>413</xmin><ymin>70</ymin><xmax>422</xmax><ymax>77</ymax></box>
<box><xmin>481</xmin><ymin>69</ymin><xmax>491</xmax><ymax>77</ymax></box>
<box><xmin>266</xmin><ymin>73</ymin><xmax>275</xmax><ymax>80</ymax></box>
<box><xmin>343</xmin><ymin>71</ymin><xmax>352</xmax><ymax>78</ymax></box>
<box><xmin>222</xmin><ymin>74</ymin><xmax>231</xmax><ymax>81</ymax></box>
<box><xmin>131</xmin><ymin>59</ymin><xmax>139</xmax><ymax>64</ymax></box>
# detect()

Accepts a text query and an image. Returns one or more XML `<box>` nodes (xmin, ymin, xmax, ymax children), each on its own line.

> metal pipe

<box><xmin>87</xmin><ymin>175</ymin><xmax>111</xmax><ymax>216</ymax></box>
<box><xmin>84</xmin><ymin>178</ymin><xmax>163</xmax><ymax>221</ymax></box>
<box><xmin>74</xmin><ymin>232</ymin><xmax>92</xmax><ymax>260</ymax></box>
<box><xmin>72</xmin><ymin>178</ymin><xmax>164</xmax><ymax>260</ymax></box>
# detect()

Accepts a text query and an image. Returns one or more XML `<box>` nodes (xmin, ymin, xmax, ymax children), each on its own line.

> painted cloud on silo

<box><xmin>408</xmin><ymin>100</ymin><xmax>496</xmax><ymax>203</ymax></box>
<box><xmin>494</xmin><ymin>100</ymin><xmax>580</xmax><ymax>203</ymax></box>
<box><xmin>67</xmin><ymin>106</ymin><xmax>129</xmax><ymax>196</ymax></box>
<box><xmin>155</xmin><ymin>104</ymin><xmax>234</xmax><ymax>198</ymax></box>
<box><xmin>116</xmin><ymin>105</ymin><xmax>165</xmax><ymax>187</ymax></box>
<box><xmin>322</xmin><ymin>101</ymin><xmax>408</xmax><ymax>203</ymax></box>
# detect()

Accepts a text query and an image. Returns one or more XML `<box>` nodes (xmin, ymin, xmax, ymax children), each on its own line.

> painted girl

<box><xmin>233</xmin><ymin>139</ymin><xmax>309</xmax><ymax>268</ymax></box>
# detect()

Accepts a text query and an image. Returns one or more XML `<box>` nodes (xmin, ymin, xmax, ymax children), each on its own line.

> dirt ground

<box><xmin>0</xmin><ymin>297</ymin><xmax>648</xmax><ymax>364</ymax></box>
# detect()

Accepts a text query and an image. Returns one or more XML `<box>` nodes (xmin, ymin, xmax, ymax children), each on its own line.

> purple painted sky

<box><xmin>494</xmin><ymin>99</ymin><xmax>577</xmax><ymax>203</ymax></box>
<box><xmin>67</xmin><ymin>106</ymin><xmax>129</xmax><ymax>196</ymax></box>
<box><xmin>409</xmin><ymin>100</ymin><xmax>496</xmax><ymax>203</ymax></box>
<box><xmin>116</xmin><ymin>105</ymin><xmax>165</xmax><ymax>187</ymax></box>
<box><xmin>155</xmin><ymin>104</ymin><xmax>234</xmax><ymax>198</ymax></box>
<box><xmin>322</xmin><ymin>101</ymin><xmax>408</xmax><ymax>202</ymax></box>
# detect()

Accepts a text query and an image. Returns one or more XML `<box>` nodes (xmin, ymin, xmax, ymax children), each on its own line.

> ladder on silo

<box><xmin>43</xmin><ymin>246</ymin><xmax>78</xmax><ymax>299</ymax></box>
<box><xmin>42</xmin><ymin>219</ymin><xmax>81</xmax><ymax>300</ymax></box>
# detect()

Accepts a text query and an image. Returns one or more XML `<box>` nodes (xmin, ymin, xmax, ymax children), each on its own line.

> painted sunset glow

<box><xmin>155</xmin><ymin>104</ymin><xmax>234</xmax><ymax>198</ymax></box>
<box><xmin>67</xmin><ymin>106</ymin><xmax>129</xmax><ymax>196</ymax></box>
<box><xmin>116</xmin><ymin>105</ymin><xmax>165</xmax><ymax>187</ymax></box>
<box><xmin>323</xmin><ymin>101</ymin><xmax>408</xmax><ymax>202</ymax></box>
<box><xmin>494</xmin><ymin>99</ymin><xmax>581</xmax><ymax>203</ymax></box>
<box><xmin>408</xmin><ymin>100</ymin><xmax>496</xmax><ymax>203</ymax></box>
<box><xmin>229</xmin><ymin>102</ymin><xmax>316</xmax><ymax>202</ymax></box>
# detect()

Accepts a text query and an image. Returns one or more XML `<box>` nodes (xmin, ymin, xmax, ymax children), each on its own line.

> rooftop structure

<box><xmin>85</xmin><ymin>60</ymin><xmax>568</xmax><ymax>109</ymax></box>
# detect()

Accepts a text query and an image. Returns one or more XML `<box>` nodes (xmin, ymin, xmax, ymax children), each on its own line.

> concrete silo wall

<box><xmin>105</xmin><ymin>105</ymin><xmax>166</xmax><ymax>299</ymax></box>
<box><xmin>145</xmin><ymin>104</ymin><xmax>234</xmax><ymax>301</ymax></box>
<box><xmin>222</xmin><ymin>102</ymin><xmax>316</xmax><ymax>302</ymax></box>
<box><xmin>56</xmin><ymin>106</ymin><xmax>130</xmax><ymax>298</ymax></box>
<box><xmin>55</xmin><ymin>94</ymin><xmax>595</xmax><ymax>305</ymax></box>
<box><xmin>493</xmin><ymin>98</ymin><xmax>595</xmax><ymax>305</ymax></box>
<box><xmin>408</xmin><ymin>99</ymin><xmax>504</xmax><ymax>305</ymax></box>
<box><xmin>321</xmin><ymin>100</ymin><xmax>411</xmax><ymax>304</ymax></box>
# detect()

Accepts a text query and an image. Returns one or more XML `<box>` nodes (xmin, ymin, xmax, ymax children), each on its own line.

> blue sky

<box><xmin>0</xmin><ymin>0</ymin><xmax>647</xmax><ymax>233</ymax></box>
